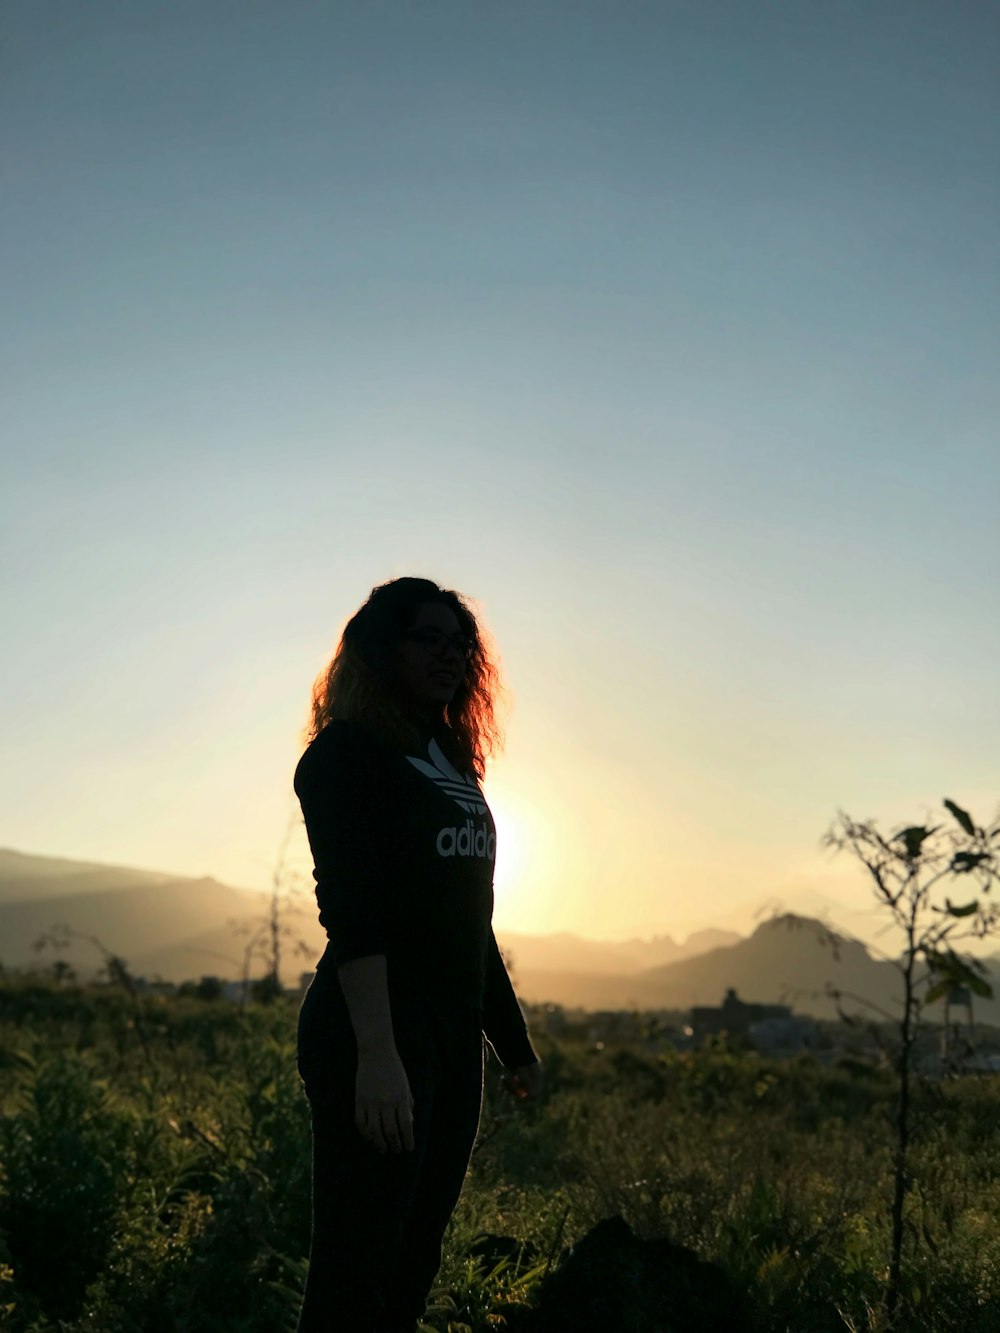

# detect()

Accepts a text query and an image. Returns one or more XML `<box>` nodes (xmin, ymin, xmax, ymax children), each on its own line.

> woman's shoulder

<box><xmin>293</xmin><ymin>718</ymin><xmax>387</xmax><ymax>789</ymax></box>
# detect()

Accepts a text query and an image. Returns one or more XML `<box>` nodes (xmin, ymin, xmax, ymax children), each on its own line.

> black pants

<box><xmin>295</xmin><ymin>967</ymin><xmax>485</xmax><ymax>1333</ymax></box>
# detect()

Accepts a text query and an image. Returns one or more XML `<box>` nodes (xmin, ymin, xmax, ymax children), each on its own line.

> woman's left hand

<box><xmin>506</xmin><ymin>1059</ymin><xmax>545</xmax><ymax>1103</ymax></box>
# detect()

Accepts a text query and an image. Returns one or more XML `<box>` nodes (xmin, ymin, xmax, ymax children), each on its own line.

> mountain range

<box><xmin>3</xmin><ymin>847</ymin><xmax>998</xmax><ymax>1023</ymax></box>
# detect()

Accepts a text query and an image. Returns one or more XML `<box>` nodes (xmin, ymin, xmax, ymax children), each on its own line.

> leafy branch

<box><xmin>823</xmin><ymin>796</ymin><xmax>1000</xmax><ymax>1328</ymax></box>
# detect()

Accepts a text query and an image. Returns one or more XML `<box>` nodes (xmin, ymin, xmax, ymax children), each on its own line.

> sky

<box><xmin>2</xmin><ymin>0</ymin><xmax>998</xmax><ymax>949</ymax></box>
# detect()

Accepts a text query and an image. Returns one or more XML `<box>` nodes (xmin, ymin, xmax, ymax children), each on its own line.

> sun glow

<box><xmin>487</xmin><ymin>794</ymin><xmax>525</xmax><ymax>904</ymax></box>
<box><xmin>485</xmin><ymin>780</ymin><xmax>552</xmax><ymax>926</ymax></box>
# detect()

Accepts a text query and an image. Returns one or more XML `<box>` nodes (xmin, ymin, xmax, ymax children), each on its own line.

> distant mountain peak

<box><xmin>753</xmin><ymin>911</ymin><xmax>836</xmax><ymax>935</ymax></box>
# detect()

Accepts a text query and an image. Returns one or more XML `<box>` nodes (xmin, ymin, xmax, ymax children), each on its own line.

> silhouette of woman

<box><xmin>294</xmin><ymin>576</ymin><xmax>544</xmax><ymax>1333</ymax></box>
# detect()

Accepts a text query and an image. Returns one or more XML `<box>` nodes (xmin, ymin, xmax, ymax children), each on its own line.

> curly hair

<box><xmin>304</xmin><ymin>577</ymin><xmax>504</xmax><ymax>779</ymax></box>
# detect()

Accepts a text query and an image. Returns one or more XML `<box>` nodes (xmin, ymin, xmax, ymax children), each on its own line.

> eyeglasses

<box><xmin>401</xmin><ymin>627</ymin><xmax>475</xmax><ymax>660</ymax></box>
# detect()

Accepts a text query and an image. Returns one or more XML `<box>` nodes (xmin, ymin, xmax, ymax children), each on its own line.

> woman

<box><xmin>294</xmin><ymin>576</ymin><xmax>544</xmax><ymax>1333</ymax></box>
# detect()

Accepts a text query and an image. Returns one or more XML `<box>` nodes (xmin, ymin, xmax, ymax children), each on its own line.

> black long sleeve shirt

<box><xmin>293</xmin><ymin>716</ymin><xmax>537</xmax><ymax>1071</ymax></box>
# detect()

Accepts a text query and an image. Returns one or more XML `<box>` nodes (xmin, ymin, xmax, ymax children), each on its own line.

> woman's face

<box><xmin>391</xmin><ymin>601</ymin><xmax>470</xmax><ymax>718</ymax></box>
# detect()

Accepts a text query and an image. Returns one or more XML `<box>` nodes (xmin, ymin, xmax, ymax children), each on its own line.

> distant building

<box><xmin>961</xmin><ymin>1052</ymin><xmax>1000</xmax><ymax>1073</ymax></box>
<box><xmin>690</xmin><ymin>988</ymin><xmax>792</xmax><ymax>1040</ymax></box>
<box><xmin>749</xmin><ymin>1015</ymin><xmax>817</xmax><ymax>1055</ymax></box>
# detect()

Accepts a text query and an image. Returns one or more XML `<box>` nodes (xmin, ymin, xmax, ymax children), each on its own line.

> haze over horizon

<box><xmin>3</xmin><ymin>2</ymin><xmax>997</xmax><ymax>948</ymax></box>
<box><xmin>0</xmin><ymin>840</ymin><xmax>862</xmax><ymax>951</ymax></box>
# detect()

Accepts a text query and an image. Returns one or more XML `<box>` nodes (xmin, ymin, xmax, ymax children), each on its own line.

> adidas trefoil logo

<box><xmin>405</xmin><ymin>739</ymin><xmax>487</xmax><ymax>815</ymax></box>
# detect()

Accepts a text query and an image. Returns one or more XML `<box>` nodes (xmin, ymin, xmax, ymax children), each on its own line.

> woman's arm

<box><xmin>482</xmin><ymin>926</ymin><xmax>539</xmax><ymax>1070</ymax></box>
<box><xmin>295</xmin><ymin>724</ymin><xmax>390</xmax><ymax>966</ymax></box>
<box><xmin>338</xmin><ymin>953</ymin><xmax>415</xmax><ymax>1154</ymax></box>
<box><xmin>295</xmin><ymin>726</ymin><xmax>414</xmax><ymax>1152</ymax></box>
<box><xmin>337</xmin><ymin>953</ymin><xmax>397</xmax><ymax>1054</ymax></box>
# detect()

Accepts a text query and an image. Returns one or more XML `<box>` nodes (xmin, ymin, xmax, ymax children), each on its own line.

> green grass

<box><xmin>2</xmin><ymin>976</ymin><xmax>1000</xmax><ymax>1331</ymax></box>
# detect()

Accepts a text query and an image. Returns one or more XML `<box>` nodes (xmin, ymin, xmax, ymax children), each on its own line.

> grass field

<box><xmin>2</xmin><ymin>976</ymin><xmax>1000</xmax><ymax>1332</ymax></box>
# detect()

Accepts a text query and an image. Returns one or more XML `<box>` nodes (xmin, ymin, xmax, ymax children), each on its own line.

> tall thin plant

<box><xmin>823</xmin><ymin>796</ymin><xmax>1000</xmax><ymax>1326</ymax></box>
<box><xmin>229</xmin><ymin>806</ymin><xmax>314</xmax><ymax>1001</ymax></box>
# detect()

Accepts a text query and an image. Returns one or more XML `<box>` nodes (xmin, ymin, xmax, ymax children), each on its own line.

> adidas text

<box><xmin>436</xmin><ymin>820</ymin><xmax>496</xmax><ymax>860</ymax></box>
